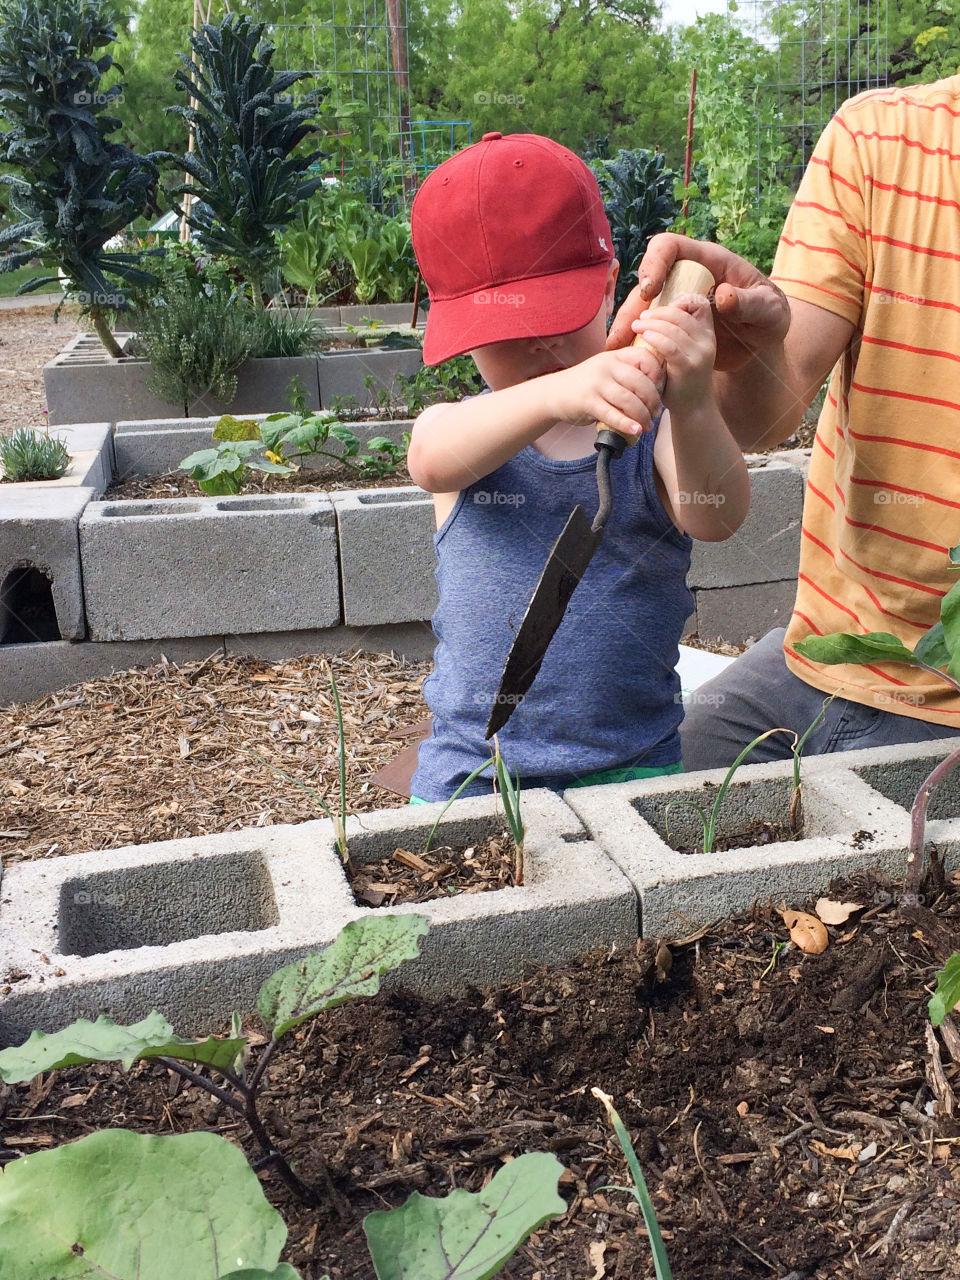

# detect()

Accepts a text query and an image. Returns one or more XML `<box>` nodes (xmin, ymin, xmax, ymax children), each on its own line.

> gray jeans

<box><xmin>681</xmin><ymin>627</ymin><xmax>960</xmax><ymax>771</ymax></box>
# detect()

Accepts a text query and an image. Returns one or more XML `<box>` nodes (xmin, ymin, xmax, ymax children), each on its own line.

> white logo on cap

<box><xmin>599</xmin><ymin>236</ymin><xmax>608</xmax><ymax>251</ymax></box>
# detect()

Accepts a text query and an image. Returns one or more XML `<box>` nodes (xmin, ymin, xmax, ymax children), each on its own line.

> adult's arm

<box><xmin>609</xmin><ymin>233</ymin><xmax>855</xmax><ymax>452</ymax></box>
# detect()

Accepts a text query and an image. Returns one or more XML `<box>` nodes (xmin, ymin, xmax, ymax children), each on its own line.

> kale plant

<box><xmin>592</xmin><ymin>148</ymin><xmax>678</xmax><ymax>310</ymax></box>
<box><xmin>0</xmin><ymin>0</ymin><xmax>158</xmax><ymax>355</ymax></box>
<box><xmin>159</xmin><ymin>12</ymin><xmax>327</xmax><ymax>307</ymax></box>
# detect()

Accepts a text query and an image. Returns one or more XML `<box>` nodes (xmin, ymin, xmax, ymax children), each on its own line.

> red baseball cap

<box><xmin>411</xmin><ymin>132</ymin><xmax>614</xmax><ymax>365</ymax></box>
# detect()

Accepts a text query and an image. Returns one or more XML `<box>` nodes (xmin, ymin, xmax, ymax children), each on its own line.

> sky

<box><xmin>659</xmin><ymin>0</ymin><xmax>730</xmax><ymax>28</ymax></box>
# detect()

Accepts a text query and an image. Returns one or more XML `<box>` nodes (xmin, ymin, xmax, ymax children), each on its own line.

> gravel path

<box><xmin>0</xmin><ymin>302</ymin><xmax>82</xmax><ymax>437</ymax></box>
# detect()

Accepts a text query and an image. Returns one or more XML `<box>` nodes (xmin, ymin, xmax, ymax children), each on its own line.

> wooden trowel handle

<box><xmin>597</xmin><ymin>258</ymin><xmax>716</xmax><ymax>450</ymax></box>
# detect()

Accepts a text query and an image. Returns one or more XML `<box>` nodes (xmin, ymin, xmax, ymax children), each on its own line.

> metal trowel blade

<box><xmin>485</xmin><ymin>504</ymin><xmax>603</xmax><ymax>738</ymax></box>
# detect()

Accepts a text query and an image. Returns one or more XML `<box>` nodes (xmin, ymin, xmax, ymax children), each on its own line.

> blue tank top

<box><xmin>411</xmin><ymin>427</ymin><xmax>693</xmax><ymax>802</ymax></box>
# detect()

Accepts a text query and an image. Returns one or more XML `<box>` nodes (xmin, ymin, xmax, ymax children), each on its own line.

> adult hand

<box><xmin>607</xmin><ymin>232</ymin><xmax>792</xmax><ymax>371</ymax></box>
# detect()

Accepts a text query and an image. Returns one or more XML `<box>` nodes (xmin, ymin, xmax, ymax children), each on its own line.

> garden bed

<box><xmin>1</xmin><ymin>874</ymin><xmax>957</xmax><ymax>1279</ymax></box>
<box><xmin>104</xmin><ymin>463</ymin><xmax>416</xmax><ymax>500</ymax></box>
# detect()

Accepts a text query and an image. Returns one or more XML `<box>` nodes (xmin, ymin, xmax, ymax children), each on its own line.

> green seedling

<box><xmin>0</xmin><ymin>426</ymin><xmax>70</xmax><ymax>482</ymax></box>
<box><xmin>665</xmin><ymin>726</ymin><xmax>798</xmax><ymax>853</ymax></box>
<box><xmin>422</xmin><ymin>735</ymin><xmax>525</xmax><ymax>884</ymax></box>
<box><xmin>760</xmin><ymin>938</ymin><xmax>787</xmax><ymax>980</ymax></box>
<box><xmin>593</xmin><ymin>1088</ymin><xmax>673</xmax><ymax>1279</ymax></box>
<box><xmin>0</xmin><ymin>915</ymin><xmax>428</xmax><ymax>1209</ymax></box>
<box><xmin>247</xmin><ymin>661</ymin><xmax>348</xmax><ymax>862</ymax></box>
<box><xmin>259</xmin><ymin>410</ymin><xmax>408</xmax><ymax>477</ymax></box>
<box><xmin>793</xmin><ymin>538</ymin><xmax>960</xmax><ymax>1021</ymax></box>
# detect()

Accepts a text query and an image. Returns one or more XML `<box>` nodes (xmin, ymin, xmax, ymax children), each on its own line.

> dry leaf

<box><xmin>779</xmin><ymin>902</ymin><xmax>829</xmax><ymax>954</ymax></box>
<box><xmin>736</xmin><ymin>1101</ymin><xmax>750</xmax><ymax>1117</ymax></box>
<box><xmin>587</xmin><ymin>1241</ymin><xmax>607</xmax><ymax>1280</ymax></box>
<box><xmin>815</xmin><ymin>897</ymin><xmax>863</xmax><ymax>925</ymax></box>
<box><xmin>810</xmin><ymin>1139</ymin><xmax>861</xmax><ymax>1162</ymax></box>
<box><xmin>815</xmin><ymin>1025</ymin><xmax>836</xmax><ymax>1034</ymax></box>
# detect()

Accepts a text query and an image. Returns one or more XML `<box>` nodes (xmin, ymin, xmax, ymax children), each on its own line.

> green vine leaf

<box><xmin>793</xmin><ymin>631</ymin><xmax>917</xmax><ymax>667</ymax></box>
<box><xmin>0</xmin><ymin>1130</ymin><xmax>287</xmax><ymax>1279</ymax></box>
<box><xmin>929</xmin><ymin>953</ymin><xmax>960</xmax><ymax>1026</ymax></box>
<box><xmin>363</xmin><ymin>1151</ymin><xmax>566</xmax><ymax>1280</ymax></box>
<box><xmin>0</xmin><ymin>1012</ymin><xmax>246</xmax><ymax>1085</ymax></box>
<box><xmin>258</xmin><ymin>915</ymin><xmax>429</xmax><ymax>1038</ymax></box>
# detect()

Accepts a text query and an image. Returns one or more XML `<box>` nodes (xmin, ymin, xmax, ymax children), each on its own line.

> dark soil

<box><xmin>346</xmin><ymin>830</ymin><xmax>519</xmax><ymax>907</ymax></box>
<box><xmin>694</xmin><ymin>819</ymin><xmax>803</xmax><ymax>854</ymax></box>
<box><xmin>104</xmin><ymin>464</ymin><xmax>417</xmax><ymax>501</ymax></box>
<box><xmin>2</xmin><ymin>872</ymin><xmax>958</xmax><ymax>1279</ymax></box>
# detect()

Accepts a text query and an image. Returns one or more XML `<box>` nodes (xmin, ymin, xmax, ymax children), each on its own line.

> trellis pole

<box><xmin>180</xmin><ymin>0</ymin><xmax>220</xmax><ymax>243</ymax></box>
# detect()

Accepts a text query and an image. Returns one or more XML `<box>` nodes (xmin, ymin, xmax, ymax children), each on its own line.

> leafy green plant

<box><xmin>0</xmin><ymin>426</ymin><xmax>69</xmax><ymax>481</ymax></box>
<box><xmin>279</xmin><ymin>187</ymin><xmax>338</xmax><ymax>305</ymax></box>
<box><xmin>395</xmin><ymin>355</ymin><xmax>484</xmax><ymax>417</ymax></box>
<box><xmin>593</xmin><ymin>1088</ymin><xmax>673</xmax><ymax>1279</ymax></box>
<box><xmin>0</xmin><ymin>914</ymin><xmax>429</xmax><ymax>1206</ymax></box>
<box><xmin>258</xmin><ymin>410</ymin><xmax>409</xmax><ymax>478</ymax></box>
<box><xmin>159</xmin><ymin>12</ymin><xmax>327</xmax><ymax>306</ymax></box>
<box><xmin>180</xmin><ymin>412</ymin><xmax>293</xmax><ymax>495</ymax></box>
<box><xmin>0</xmin><ymin>1128</ymin><xmax>298</xmax><ymax>1280</ymax></box>
<box><xmin>930</xmin><ymin>954</ymin><xmax>960</xmax><ymax>1026</ymax></box>
<box><xmin>591</xmin><ymin>148</ymin><xmax>678</xmax><ymax>310</ymax></box>
<box><xmin>0</xmin><ymin>0</ymin><xmax>158</xmax><ymax>355</ymax></box>
<box><xmin>423</xmin><ymin>736</ymin><xmax>525</xmax><ymax>884</ymax></box>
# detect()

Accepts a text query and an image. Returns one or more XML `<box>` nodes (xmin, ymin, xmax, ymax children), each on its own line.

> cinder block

<box><xmin>0</xmin><ymin>488</ymin><xmax>95</xmax><ymax>642</ymax></box>
<box><xmin>3</xmin><ymin>423</ymin><xmax>113</xmax><ymax>496</ymax></box>
<box><xmin>694</xmin><ymin>579</ymin><xmax>797</xmax><ymax>644</ymax></box>
<box><xmin>0</xmin><ymin>790</ymin><xmax>635</xmax><ymax>1036</ymax></box>
<box><xmin>0</xmin><ymin>637</ymin><xmax>225</xmax><ymax>709</ymax></box>
<box><xmin>688</xmin><ymin>459</ymin><xmax>804</xmax><ymax>589</ymax></box>
<box><xmin>0</xmin><ymin>825</ymin><xmax>352</xmax><ymax>1038</ymax></box>
<box><xmin>339</xmin><ymin>303</ymin><xmax>418</xmax><ymax>325</ymax></box>
<box><xmin>318</xmin><ymin>348</ymin><xmax>423</xmax><ymax>409</ymax></box>
<box><xmin>332</xmin><ymin>487</ymin><xmax>436</xmax><ymax>626</ymax></box>
<box><xmin>187</xmin><ymin>355</ymin><xmax>320</xmax><ymax>419</ymax></box>
<box><xmin>80</xmin><ymin>493</ymin><xmax>340</xmax><ymax>640</ymax></box>
<box><xmin>564</xmin><ymin>752</ymin><xmax>927</xmax><ymax>937</ymax></box>
<box><xmin>43</xmin><ymin>337</ymin><xmax>184</xmax><ymax>425</ymax></box>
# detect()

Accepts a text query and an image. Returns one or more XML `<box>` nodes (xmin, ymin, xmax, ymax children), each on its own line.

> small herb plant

<box><xmin>0</xmin><ymin>914</ymin><xmax>429</xmax><ymax>1207</ymax></box>
<box><xmin>0</xmin><ymin>427</ymin><xmax>69</xmax><ymax>481</ymax></box>
<box><xmin>793</xmin><ymin>538</ymin><xmax>960</xmax><ymax>1024</ymax></box>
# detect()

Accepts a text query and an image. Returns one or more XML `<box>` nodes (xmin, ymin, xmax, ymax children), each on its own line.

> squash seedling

<box><xmin>0</xmin><ymin>915</ymin><xmax>429</xmax><ymax>1210</ymax></box>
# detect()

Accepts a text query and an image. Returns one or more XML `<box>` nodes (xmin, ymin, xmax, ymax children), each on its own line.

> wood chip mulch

<box><xmin>0</xmin><ymin>650</ymin><xmax>431</xmax><ymax>866</ymax></box>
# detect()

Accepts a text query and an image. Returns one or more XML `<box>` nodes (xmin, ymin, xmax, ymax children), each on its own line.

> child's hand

<box><xmin>629</xmin><ymin>294</ymin><xmax>716</xmax><ymax>412</ymax></box>
<box><xmin>540</xmin><ymin>345</ymin><xmax>664</xmax><ymax>438</ymax></box>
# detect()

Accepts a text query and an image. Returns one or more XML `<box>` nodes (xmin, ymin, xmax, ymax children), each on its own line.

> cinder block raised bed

<box><xmin>563</xmin><ymin>745</ymin><xmax>951</xmax><ymax>938</ymax></box>
<box><xmin>331</xmin><ymin>486</ymin><xmax>437</xmax><ymax>625</ymax></box>
<box><xmin>1</xmin><ymin>422</ymin><xmax>113</xmax><ymax>497</ymax></box>
<box><xmin>112</xmin><ymin>414</ymin><xmax>414</xmax><ymax>480</ymax></box>
<box><xmin>43</xmin><ymin>334</ymin><xmax>322</xmax><ymax>425</ymax></box>
<box><xmin>0</xmin><ymin>789</ymin><xmax>636</xmax><ymax>1036</ymax></box>
<box><xmin>79</xmin><ymin>492</ymin><xmax>340</xmax><ymax>640</ymax></box>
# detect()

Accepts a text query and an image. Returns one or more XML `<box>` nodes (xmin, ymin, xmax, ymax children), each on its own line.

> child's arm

<box><xmin>633</xmin><ymin>294</ymin><xmax>750</xmax><ymax>542</ymax></box>
<box><xmin>406</xmin><ymin>346</ymin><xmax>664</xmax><ymax>493</ymax></box>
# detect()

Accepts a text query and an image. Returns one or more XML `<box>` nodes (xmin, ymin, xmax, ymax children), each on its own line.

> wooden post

<box><xmin>180</xmin><ymin>0</ymin><xmax>216</xmax><ymax>243</ymax></box>
<box><xmin>681</xmin><ymin>67</ymin><xmax>697</xmax><ymax>226</ymax></box>
<box><xmin>385</xmin><ymin>0</ymin><xmax>415</xmax><ymax>200</ymax></box>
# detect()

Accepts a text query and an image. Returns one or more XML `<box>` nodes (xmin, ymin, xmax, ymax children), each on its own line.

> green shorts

<box><xmin>409</xmin><ymin>760</ymin><xmax>682</xmax><ymax>805</ymax></box>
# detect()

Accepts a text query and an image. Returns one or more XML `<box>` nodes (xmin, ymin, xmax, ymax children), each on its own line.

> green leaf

<box><xmin>940</xmin><ymin>579</ymin><xmax>960</xmax><ymax>682</ymax></box>
<box><xmin>366</xmin><ymin>436</ymin><xmax>400</xmax><ymax>453</ymax></box>
<box><xmin>0</xmin><ymin>1012</ymin><xmax>246</xmax><ymax>1085</ymax></box>
<box><xmin>329</xmin><ymin>422</ymin><xmax>362</xmax><ymax>456</ymax></box>
<box><xmin>258</xmin><ymin>915</ymin><xmax>429</xmax><ymax>1038</ymax></box>
<box><xmin>248</xmin><ymin>458</ymin><xmax>296</xmax><ymax>475</ymax></box>
<box><xmin>950</xmin><ymin>541</ymin><xmax>960</xmax><ymax>568</ymax></box>
<box><xmin>0</xmin><ymin>1130</ymin><xmax>287</xmax><ymax>1279</ymax></box>
<box><xmin>793</xmin><ymin>631</ymin><xmax>918</xmax><ymax>667</ymax></box>
<box><xmin>180</xmin><ymin>447</ymin><xmax>220</xmax><ymax>469</ymax></box>
<box><xmin>929</xmin><ymin>953</ymin><xmax>960</xmax><ymax>1026</ymax></box>
<box><xmin>213</xmin><ymin>414</ymin><xmax>261</xmax><ymax>442</ymax></box>
<box><xmin>914</xmin><ymin>621</ymin><xmax>951</xmax><ymax>670</ymax></box>
<box><xmin>363</xmin><ymin>1152</ymin><xmax>565</xmax><ymax>1280</ymax></box>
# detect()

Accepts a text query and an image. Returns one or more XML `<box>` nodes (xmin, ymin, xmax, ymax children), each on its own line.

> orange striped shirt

<box><xmin>773</xmin><ymin>76</ymin><xmax>960</xmax><ymax>723</ymax></box>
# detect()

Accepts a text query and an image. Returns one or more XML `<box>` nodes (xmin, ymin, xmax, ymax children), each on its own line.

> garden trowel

<box><xmin>485</xmin><ymin>258</ymin><xmax>716</xmax><ymax>739</ymax></box>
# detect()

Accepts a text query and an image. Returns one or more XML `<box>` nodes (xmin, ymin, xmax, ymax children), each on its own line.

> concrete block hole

<box><xmin>0</xmin><ymin>566</ymin><xmax>58</xmax><ymax>644</ymax></box>
<box><xmin>58</xmin><ymin>850</ymin><xmax>279</xmax><ymax>957</ymax></box>
<box><xmin>856</xmin><ymin>759</ymin><xmax>960</xmax><ymax>821</ymax></box>
<box><xmin>630</xmin><ymin>777</ymin><xmax>799</xmax><ymax>853</ymax></box>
